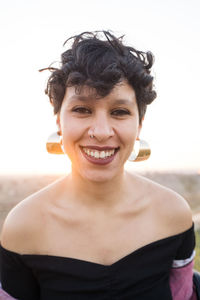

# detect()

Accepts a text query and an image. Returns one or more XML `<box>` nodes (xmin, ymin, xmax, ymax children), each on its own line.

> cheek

<box><xmin>62</xmin><ymin>128</ymin><xmax>80</xmax><ymax>145</ymax></box>
<box><xmin>61</xmin><ymin>119</ymin><xmax>85</xmax><ymax>148</ymax></box>
<box><xmin>117</xmin><ymin>122</ymin><xmax>138</xmax><ymax>145</ymax></box>
<box><xmin>61</xmin><ymin>128</ymin><xmax>80</xmax><ymax>161</ymax></box>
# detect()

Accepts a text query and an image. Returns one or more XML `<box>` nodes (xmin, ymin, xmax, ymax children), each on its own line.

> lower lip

<box><xmin>80</xmin><ymin>148</ymin><xmax>118</xmax><ymax>165</ymax></box>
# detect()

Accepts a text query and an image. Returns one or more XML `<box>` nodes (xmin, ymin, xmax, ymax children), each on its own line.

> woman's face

<box><xmin>57</xmin><ymin>81</ymin><xmax>142</xmax><ymax>182</ymax></box>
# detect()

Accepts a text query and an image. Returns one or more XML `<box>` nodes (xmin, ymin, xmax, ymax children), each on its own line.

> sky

<box><xmin>0</xmin><ymin>0</ymin><xmax>200</xmax><ymax>174</ymax></box>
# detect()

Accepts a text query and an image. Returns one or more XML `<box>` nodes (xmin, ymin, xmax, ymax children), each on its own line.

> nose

<box><xmin>88</xmin><ymin>112</ymin><xmax>114</xmax><ymax>141</ymax></box>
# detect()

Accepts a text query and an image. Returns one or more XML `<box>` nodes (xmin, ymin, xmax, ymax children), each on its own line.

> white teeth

<box><xmin>94</xmin><ymin>151</ymin><xmax>99</xmax><ymax>158</ymax></box>
<box><xmin>83</xmin><ymin>148</ymin><xmax>116</xmax><ymax>159</ymax></box>
<box><xmin>100</xmin><ymin>151</ymin><xmax>105</xmax><ymax>158</ymax></box>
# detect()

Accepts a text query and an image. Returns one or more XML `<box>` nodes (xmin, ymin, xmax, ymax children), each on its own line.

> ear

<box><xmin>56</xmin><ymin>114</ymin><xmax>61</xmax><ymax>135</ymax></box>
<box><xmin>137</xmin><ymin>117</ymin><xmax>144</xmax><ymax>139</ymax></box>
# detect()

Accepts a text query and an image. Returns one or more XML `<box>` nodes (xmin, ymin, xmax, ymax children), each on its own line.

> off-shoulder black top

<box><xmin>0</xmin><ymin>223</ymin><xmax>196</xmax><ymax>300</ymax></box>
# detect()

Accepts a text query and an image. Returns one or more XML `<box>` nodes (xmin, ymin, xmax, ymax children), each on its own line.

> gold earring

<box><xmin>46</xmin><ymin>133</ymin><xmax>151</xmax><ymax>161</ymax></box>
<box><xmin>128</xmin><ymin>139</ymin><xmax>151</xmax><ymax>162</ymax></box>
<box><xmin>46</xmin><ymin>132</ymin><xmax>64</xmax><ymax>154</ymax></box>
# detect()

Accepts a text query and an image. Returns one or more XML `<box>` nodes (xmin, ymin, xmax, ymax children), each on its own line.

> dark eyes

<box><xmin>111</xmin><ymin>109</ymin><xmax>130</xmax><ymax>116</ymax></box>
<box><xmin>72</xmin><ymin>107</ymin><xmax>91</xmax><ymax>114</ymax></box>
<box><xmin>72</xmin><ymin>107</ymin><xmax>131</xmax><ymax>116</ymax></box>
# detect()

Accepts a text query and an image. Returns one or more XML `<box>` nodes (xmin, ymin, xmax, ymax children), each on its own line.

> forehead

<box><xmin>63</xmin><ymin>81</ymin><xmax>137</xmax><ymax>106</ymax></box>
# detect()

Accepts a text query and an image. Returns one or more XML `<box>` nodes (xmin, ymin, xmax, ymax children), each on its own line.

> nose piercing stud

<box><xmin>90</xmin><ymin>135</ymin><xmax>94</xmax><ymax>139</ymax></box>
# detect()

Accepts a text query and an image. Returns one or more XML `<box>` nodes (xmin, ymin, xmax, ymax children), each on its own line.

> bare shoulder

<box><xmin>0</xmin><ymin>176</ymin><xmax>66</xmax><ymax>253</ymax></box>
<box><xmin>129</xmin><ymin>172</ymin><xmax>193</xmax><ymax>233</ymax></box>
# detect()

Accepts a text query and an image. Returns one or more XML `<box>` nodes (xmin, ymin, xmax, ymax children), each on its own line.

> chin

<box><xmin>71</xmin><ymin>152</ymin><xmax>125</xmax><ymax>183</ymax></box>
<box><xmin>78</xmin><ymin>168</ymin><xmax>121</xmax><ymax>183</ymax></box>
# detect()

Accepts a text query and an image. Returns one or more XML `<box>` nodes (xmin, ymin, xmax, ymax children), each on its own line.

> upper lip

<box><xmin>81</xmin><ymin>145</ymin><xmax>119</xmax><ymax>151</ymax></box>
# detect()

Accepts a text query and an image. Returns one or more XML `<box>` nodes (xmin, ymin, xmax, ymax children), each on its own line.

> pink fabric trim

<box><xmin>169</xmin><ymin>260</ymin><xmax>194</xmax><ymax>300</ymax></box>
<box><xmin>0</xmin><ymin>288</ymin><xmax>17</xmax><ymax>300</ymax></box>
<box><xmin>190</xmin><ymin>284</ymin><xmax>198</xmax><ymax>300</ymax></box>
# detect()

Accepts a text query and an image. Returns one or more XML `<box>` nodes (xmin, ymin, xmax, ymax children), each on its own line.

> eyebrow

<box><xmin>68</xmin><ymin>95</ymin><xmax>134</xmax><ymax>106</ymax></box>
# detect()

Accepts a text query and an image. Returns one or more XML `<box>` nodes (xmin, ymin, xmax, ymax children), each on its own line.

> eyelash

<box><xmin>72</xmin><ymin>107</ymin><xmax>91</xmax><ymax>114</ymax></box>
<box><xmin>111</xmin><ymin>109</ymin><xmax>130</xmax><ymax>116</ymax></box>
<box><xmin>72</xmin><ymin>107</ymin><xmax>131</xmax><ymax>116</ymax></box>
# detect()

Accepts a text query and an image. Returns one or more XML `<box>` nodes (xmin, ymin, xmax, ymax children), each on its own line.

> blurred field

<box><xmin>195</xmin><ymin>230</ymin><xmax>200</xmax><ymax>271</ymax></box>
<box><xmin>0</xmin><ymin>172</ymin><xmax>199</xmax><ymax>270</ymax></box>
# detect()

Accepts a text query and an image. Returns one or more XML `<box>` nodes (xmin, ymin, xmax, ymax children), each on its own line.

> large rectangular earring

<box><xmin>46</xmin><ymin>132</ymin><xmax>64</xmax><ymax>154</ymax></box>
<box><xmin>128</xmin><ymin>139</ymin><xmax>151</xmax><ymax>162</ymax></box>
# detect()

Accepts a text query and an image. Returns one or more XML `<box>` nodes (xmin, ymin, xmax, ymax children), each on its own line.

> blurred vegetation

<box><xmin>194</xmin><ymin>229</ymin><xmax>200</xmax><ymax>271</ymax></box>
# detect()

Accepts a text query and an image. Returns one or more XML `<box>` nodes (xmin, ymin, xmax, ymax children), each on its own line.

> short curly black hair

<box><xmin>41</xmin><ymin>31</ymin><xmax>156</xmax><ymax>124</ymax></box>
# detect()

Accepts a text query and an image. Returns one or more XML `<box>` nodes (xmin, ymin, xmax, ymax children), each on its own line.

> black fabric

<box><xmin>0</xmin><ymin>223</ymin><xmax>195</xmax><ymax>300</ymax></box>
<box><xmin>174</xmin><ymin>222</ymin><xmax>195</xmax><ymax>260</ymax></box>
<box><xmin>0</xmin><ymin>245</ymin><xmax>40</xmax><ymax>300</ymax></box>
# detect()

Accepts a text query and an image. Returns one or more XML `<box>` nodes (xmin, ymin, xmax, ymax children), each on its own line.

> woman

<box><xmin>0</xmin><ymin>31</ymin><xmax>196</xmax><ymax>299</ymax></box>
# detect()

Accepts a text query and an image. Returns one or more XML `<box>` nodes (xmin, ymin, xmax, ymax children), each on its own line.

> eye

<box><xmin>111</xmin><ymin>109</ymin><xmax>131</xmax><ymax>116</ymax></box>
<box><xmin>72</xmin><ymin>107</ymin><xmax>91</xmax><ymax>114</ymax></box>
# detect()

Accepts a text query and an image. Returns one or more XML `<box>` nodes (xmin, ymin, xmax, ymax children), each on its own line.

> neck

<box><xmin>67</xmin><ymin>169</ymin><xmax>129</xmax><ymax>210</ymax></box>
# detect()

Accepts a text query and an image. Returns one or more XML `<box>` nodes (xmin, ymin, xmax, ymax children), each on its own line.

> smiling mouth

<box><xmin>81</xmin><ymin>147</ymin><xmax>119</xmax><ymax>159</ymax></box>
